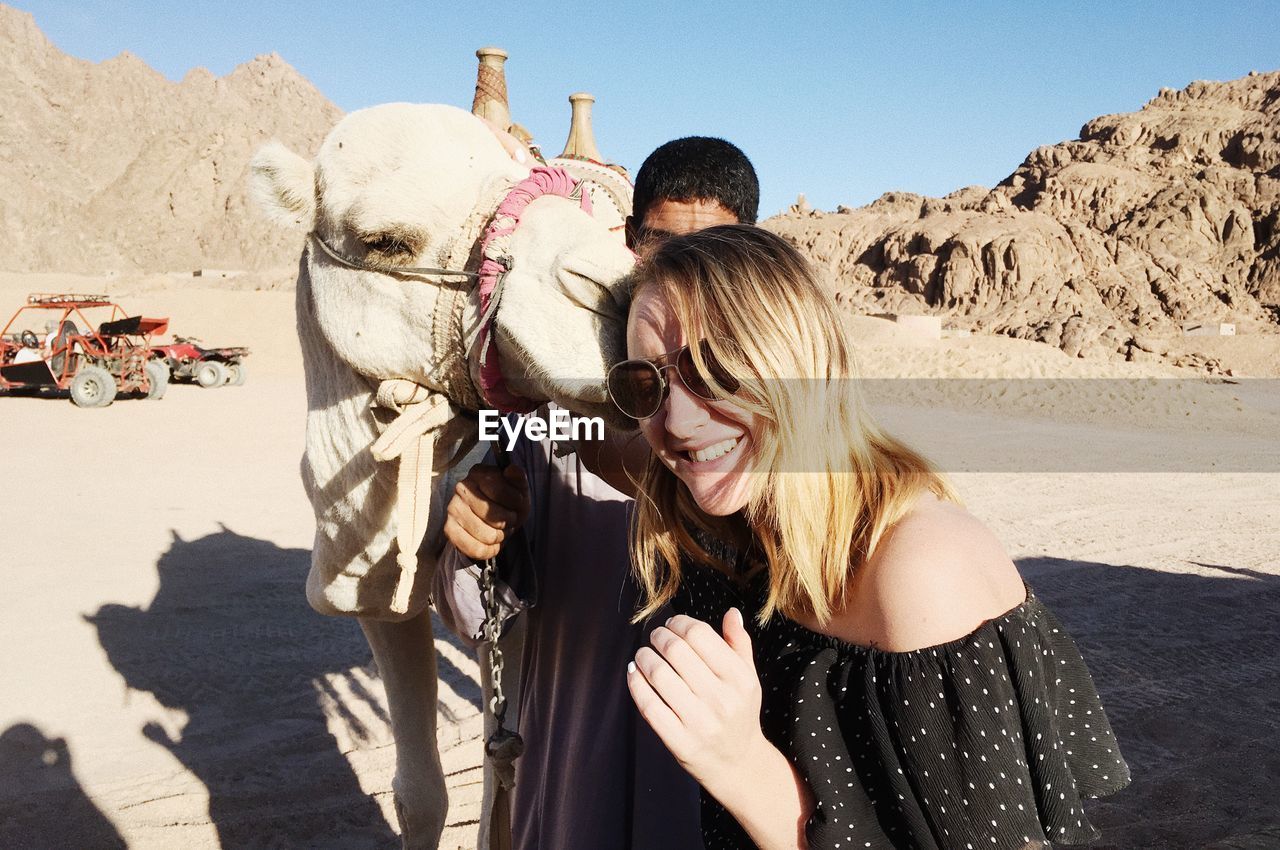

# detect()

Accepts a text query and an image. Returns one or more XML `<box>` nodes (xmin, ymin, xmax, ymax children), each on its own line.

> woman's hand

<box><xmin>629</xmin><ymin>608</ymin><xmax>814</xmax><ymax>848</ymax></box>
<box><xmin>627</xmin><ymin>608</ymin><xmax>769</xmax><ymax>791</ymax></box>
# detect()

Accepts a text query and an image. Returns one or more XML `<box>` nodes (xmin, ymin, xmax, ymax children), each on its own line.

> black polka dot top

<box><xmin>674</xmin><ymin>563</ymin><xmax>1130</xmax><ymax>849</ymax></box>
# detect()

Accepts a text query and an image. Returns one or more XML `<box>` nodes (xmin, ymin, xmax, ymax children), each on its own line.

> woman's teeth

<box><xmin>686</xmin><ymin>438</ymin><xmax>739</xmax><ymax>463</ymax></box>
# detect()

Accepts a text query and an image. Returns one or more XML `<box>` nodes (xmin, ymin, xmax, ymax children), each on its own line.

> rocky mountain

<box><xmin>0</xmin><ymin>4</ymin><xmax>341</xmax><ymax>273</ymax></box>
<box><xmin>4</xmin><ymin>1</ymin><xmax>1278</xmax><ymax>369</ymax></box>
<box><xmin>767</xmin><ymin>72</ymin><xmax>1280</xmax><ymax>362</ymax></box>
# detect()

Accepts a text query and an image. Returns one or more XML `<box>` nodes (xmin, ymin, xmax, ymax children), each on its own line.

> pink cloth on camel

<box><xmin>476</xmin><ymin>167</ymin><xmax>593</xmax><ymax>413</ymax></box>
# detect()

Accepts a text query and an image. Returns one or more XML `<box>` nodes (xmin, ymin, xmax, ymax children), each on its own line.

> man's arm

<box><xmin>574</xmin><ymin>426</ymin><xmax>650</xmax><ymax>498</ymax></box>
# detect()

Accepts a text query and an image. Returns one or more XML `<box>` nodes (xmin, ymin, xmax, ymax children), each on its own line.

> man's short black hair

<box><xmin>632</xmin><ymin>137</ymin><xmax>759</xmax><ymax>226</ymax></box>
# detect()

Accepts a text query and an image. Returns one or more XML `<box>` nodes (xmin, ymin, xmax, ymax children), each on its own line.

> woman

<box><xmin>607</xmin><ymin>225</ymin><xmax>1129</xmax><ymax>849</ymax></box>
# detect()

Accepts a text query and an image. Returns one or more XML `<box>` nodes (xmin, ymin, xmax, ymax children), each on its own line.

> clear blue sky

<box><xmin>15</xmin><ymin>1</ymin><xmax>1280</xmax><ymax>217</ymax></box>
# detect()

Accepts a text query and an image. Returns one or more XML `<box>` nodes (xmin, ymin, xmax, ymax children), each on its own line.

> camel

<box><xmin>250</xmin><ymin>102</ymin><xmax>636</xmax><ymax>847</ymax></box>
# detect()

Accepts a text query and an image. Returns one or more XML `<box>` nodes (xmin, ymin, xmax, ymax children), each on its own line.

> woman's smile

<box><xmin>628</xmin><ymin>284</ymin><xmax>759</xmax><ymax>516</ymax></box>
<box><xmin>680</xmin><ymin>436</ymin><xmax>741</xmax><ymax>465</ymax></box>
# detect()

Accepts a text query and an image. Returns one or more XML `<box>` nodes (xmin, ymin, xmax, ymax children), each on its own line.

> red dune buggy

<box><xmin>0</xmin><ymin>294</ymin><xmax>170</xmax><ymax>407</ymax></box>
<box><xmin>150</xmin><ymin>337</ymin><xmax>250</xmax><ymax>388</ymax></box>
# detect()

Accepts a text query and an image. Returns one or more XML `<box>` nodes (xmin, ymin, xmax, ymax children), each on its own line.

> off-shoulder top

<box><xmin>675</xmin><ymin>564</ymin><xmax>1130</xmax><ymax>849</ymax></box>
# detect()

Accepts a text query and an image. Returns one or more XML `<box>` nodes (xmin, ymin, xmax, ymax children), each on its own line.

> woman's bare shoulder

<box><xmin>827</xmin><ymin>495</ymin><xmax>1027</xmax><ymax>652</ymax></box>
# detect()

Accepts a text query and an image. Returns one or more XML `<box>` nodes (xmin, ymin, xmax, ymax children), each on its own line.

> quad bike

<box><xmin>150</xmin><ymin>337</ymin><xmax>250</xmax><ymax>388</ymax></box>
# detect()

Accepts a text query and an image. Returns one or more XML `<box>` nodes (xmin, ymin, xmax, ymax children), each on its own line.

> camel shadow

<box><xmin>1020</xmin><ymin>557</ymin><xmax>1280</xmax><ymax>849</ymax></box>
<box><xmin>83</xmin><ymin>527</ymin><xmax>477</xmax><ymax>848</ymax></box>
<box><xmin>0</xmin><ymin>722</ymin><xmax>126</xmax><ymax>848</ymax></box>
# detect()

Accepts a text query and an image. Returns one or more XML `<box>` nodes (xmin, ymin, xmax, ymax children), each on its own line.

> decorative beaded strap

<box><xmin>474</xmin><ymin>166</ymin><xmax>593</xmax><ymax>412</ymax></box>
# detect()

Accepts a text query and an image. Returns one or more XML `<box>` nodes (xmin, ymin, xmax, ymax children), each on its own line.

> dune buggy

<box><xmin>150</xmin><ymin>337</ymin><xmax>250</xmax><ymax>388</ymax></box>
<box><xmin>0</xmin><ymin>294</ymin><xmax>170</xmax><ymax>408</ymax></box>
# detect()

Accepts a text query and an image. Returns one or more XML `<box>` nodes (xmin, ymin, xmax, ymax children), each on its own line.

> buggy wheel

<box><xmin>69</xmin><ymin>366</ymin><xmax>117</xmax><ymax>408</ymax></box>
<box><xmin>226</xmin><ymin>361</ymin><xmax>247</xmax><ymax>387</ymax></box>
<box><xmin>195</xmin><ymin>360</ymin><xmax>227</xmax><ymax>388</ymax></box>
<box><xmin>145</xmin><ymin>361</ymin><xmax>169</xmax><ymax>400</ymax></box>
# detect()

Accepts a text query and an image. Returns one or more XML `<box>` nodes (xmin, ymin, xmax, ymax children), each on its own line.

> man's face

<box><xmin>626</xmin><ymin>198</ymin><xmax>740</xmax><ymax>252</ymax></box>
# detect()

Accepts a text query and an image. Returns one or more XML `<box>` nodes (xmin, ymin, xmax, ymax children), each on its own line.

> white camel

<box><xmin>251</xmin><ymin>102</ymin><xmax>636</xmax><ymax>848</ymax></box>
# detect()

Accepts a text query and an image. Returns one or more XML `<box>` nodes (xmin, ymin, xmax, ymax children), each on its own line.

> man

<box><xmin>432</xmin><ymin>137</ymin><xmax>759</xmax><ymax>850</ymax></box>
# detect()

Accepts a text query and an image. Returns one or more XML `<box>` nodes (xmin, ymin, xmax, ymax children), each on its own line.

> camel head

<box><xmin>251</xmin><ymin>102</ymin><xmax>635</xmax><ymax>424</ymax></box>
<box><xmin>249</xmin><ymin>103</ymin><xmax>635</xmax><ymax>619</ymax></box>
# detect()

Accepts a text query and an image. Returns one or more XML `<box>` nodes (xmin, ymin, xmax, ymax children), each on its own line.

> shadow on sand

<box><xmin>83</xmin><ymin>527</ymin><xmax>479</xmax><ymax>848</ymax></box>
<box><xmin>0</xmin><ymin>722</ymin><xmax>126</xmax><ymax>848</ymax></box>
<box><xmin>49</xmin><ymin>526</ymin><xmax>1280</xmax><ymax>847</ymax></box>
<box><xmin>1021</xmin><ymin>557</ymin><xmax>1280</xmax><ymax>849</ymax></box>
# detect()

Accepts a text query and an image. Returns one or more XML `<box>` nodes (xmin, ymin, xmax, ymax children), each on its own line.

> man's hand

<box><xmin>442</xmin><ymin>464</ymin><xmax>531</xmax><ymax>561</ymax></box>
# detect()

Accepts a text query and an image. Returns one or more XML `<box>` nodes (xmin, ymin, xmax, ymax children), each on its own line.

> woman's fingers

<box><xmin>720</xmin><ymin>608</ymin><xmax>756</xmax><ymax>668</ymax></box>
<box><xmin>631</xmin><ymin>616</ymin><xmax>768</xmax><ymax>790</ymax></box>
<box><xmin>664</xmin><ymin>614</ymin><xmax>748</xmax><ymax>681</ymax></box>
<box><xmin>627</xmin><ymin>660</ymin><xmax>689</xmax><ymax>756</ymax></box>
<box><xmin>648</xmin><ymin>626</ymin><xmax>720</xmax><ymax>698</ymax></box>
<box><xmin>632</xmin><ymin>646</ymin><xmax>702</xmax><ymax>722</ymax></box>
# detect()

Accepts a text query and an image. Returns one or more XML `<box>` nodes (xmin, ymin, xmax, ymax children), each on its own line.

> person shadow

<box><xmin>0</xmin><ymin>722</ymin><xmax>127</xmax><ymax>848</ymax></box>
<box><xmin>1020</xmin><ymin>557</ymin><xmax>1280</xmax><ymax>849</ymax></box>
<box><xmin>84</xmin><ymin>527</ymin><xmax>479</xmax><ymax>849</ymax></box>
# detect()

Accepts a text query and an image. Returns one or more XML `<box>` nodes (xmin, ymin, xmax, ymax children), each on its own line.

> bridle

<box><xmin>306</xmin><ymin>165</ymin><xmax>598</xmax><ymax>416</ymax></box>
<box><xmin>309</xmin><ymin>231</ymin><xmax>479</xmax><ymax>281</ymax></box>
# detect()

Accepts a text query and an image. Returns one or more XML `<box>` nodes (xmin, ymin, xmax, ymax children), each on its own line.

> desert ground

<box><xmin>0</xmin><ymin>271</ymin><xmax>1277</xmax><ymax>850</ymax></box>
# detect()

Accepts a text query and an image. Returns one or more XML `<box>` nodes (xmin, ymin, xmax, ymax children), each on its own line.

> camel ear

<box><xmin>250</xmin><ymin>141</ymin><xmax>316</xmax><ymax>228</ymax></box>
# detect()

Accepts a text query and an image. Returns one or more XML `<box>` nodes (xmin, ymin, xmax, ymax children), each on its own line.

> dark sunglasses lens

<box><xmin>608</xmin><ymin>361</ymin><xmax>664</xmax><ymax>419</ymax></box>
<box><xmin>678</xmin><ymin>341</ymin><xmax>740</xmax><ymax>401</ymax></box>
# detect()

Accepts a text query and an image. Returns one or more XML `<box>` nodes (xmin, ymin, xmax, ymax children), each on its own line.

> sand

<box><xmin>1</xmin><ymin>274</ymin><xmax>1277</xmax><ymax>849</ymax></box>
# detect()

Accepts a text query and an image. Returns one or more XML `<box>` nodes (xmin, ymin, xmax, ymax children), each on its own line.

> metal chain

<box><xmin>479</xmin><ymin>552</ymin><xmax>508</xmax><ymax>722</ymax></box>
<box><xmin>479</xmin><ymin>443</ymin><xmax>524</xmax><ymax>783</ymax></box>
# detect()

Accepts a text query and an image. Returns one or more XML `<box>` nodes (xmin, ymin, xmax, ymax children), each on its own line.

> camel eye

<box><xmin>365</xmin><ymin>233</ymin><xmax>409</xmax><ymax>256</ymax></box>
<box><xmin>360</xmin><ymin>228</ymin><xmax>424</xmax><ymax>263</ymax></box>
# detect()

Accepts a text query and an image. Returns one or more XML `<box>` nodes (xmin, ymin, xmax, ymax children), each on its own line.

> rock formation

<box><xmin>0</xmin><ymin>4</ymin><xmax>341</xmax><ymax>273</ymax></box>
<box><xmin>767</xmin><ymin>71</ymin><xmax>1280</xmax><ymax>362</ymax></box>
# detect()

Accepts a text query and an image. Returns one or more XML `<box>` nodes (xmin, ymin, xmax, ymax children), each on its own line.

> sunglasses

<box><xmin>607</xmin><ymin>340</ymin><xmax>741</xmax><ymax>420</ymax></box>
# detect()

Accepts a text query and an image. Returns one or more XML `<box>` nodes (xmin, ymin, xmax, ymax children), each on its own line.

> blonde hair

<box><xmin>628</xmin><ymin>224</ymin><xmax>956</xmax><ymax>625</ymax></box>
